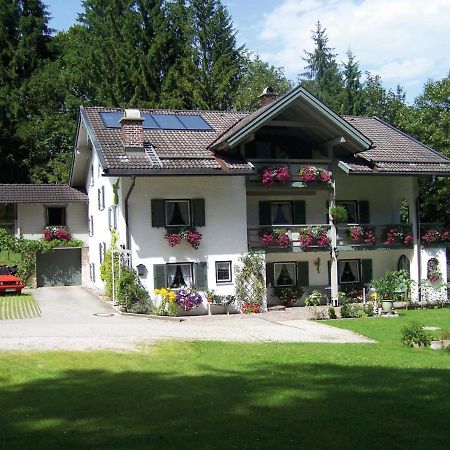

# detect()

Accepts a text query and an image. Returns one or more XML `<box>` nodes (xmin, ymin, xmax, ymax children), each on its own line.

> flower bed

<box><xmin>298</xmin><ymin>165</ymin><xmax>332</xmax><ymax>183</ymax></box>
<box><xmin>175</xmin><ymin>288</ymin><xmax>203</xmax><ymax>311</ymax></box>
<box><xmin>261</xmin><ymin>166</ymin><xmax>290</xmax><ymax>185</ymax></box>
<box><xmin>165</xmin><ymin>228</ymin><xmax>202</xmax><ymax>249</ymax></box>
<box><xmin>298</xmin><ymin>226</ymin><xmax>330</xmax><ymax>249</ymax></box>
<box><xmin>241</xmin><ymin>302</ymin><xmax>261</xmax><ymax>314</ymax></box>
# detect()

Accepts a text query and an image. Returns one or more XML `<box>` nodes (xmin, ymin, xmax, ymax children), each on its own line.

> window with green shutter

<box><xmin>194</xmin><ymin>262</ymin><xmax>208</xmax><ymax>290</ymax></box>
<box><xmin>297</xmin><ymin>261</ymin><xmax>309</xmax><ymax>287</ymax></box>
<box><xmin>361</xmin><ymin>259</ymin><xmax>373</xmax><ymax>284</ymax></box>
<box><xmin>359</xmin><ymin>201</ymin><xmax>370</xmax><ymax>224</ymax></box>
<box><xmin>192</xmin><ymin>199</ymin><xmax>205</xmax><ymax>227</ymax></box>
<box><xmin>153</xmin><ymin>264</ymin><xmax>167</xmax><ymax>289</ymax></box>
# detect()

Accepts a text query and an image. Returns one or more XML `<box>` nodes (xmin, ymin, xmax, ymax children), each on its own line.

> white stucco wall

<box><xmin>17</xmin><ymin>202</ymin><xmax>88</xmax><ymax>243</ymax></box>
<box><xmin>126</xmin><ymin>175</ymin><xmax>247</xmax><ymax>296</ymax></box>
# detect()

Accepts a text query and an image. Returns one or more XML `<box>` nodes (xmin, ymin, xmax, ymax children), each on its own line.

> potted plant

<box><xmin>329</xmin><ymin>205</ymin><xmax>348</xmax><ymax>223</ymax></box>
<box><xmin>274</xmin><ymin>286</ymin><xmax>304</xmax><ymax>307</ymax></box>
<box><xmin>371</xmin><ymin>270</ymin><xmax>404</xmax><ymax>314</ymax></box>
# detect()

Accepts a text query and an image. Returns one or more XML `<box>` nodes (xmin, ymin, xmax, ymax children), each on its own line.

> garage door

<box><xmin>36</xmin><ymin>248</ymin><xmax>82</xmax><ymax>287</ymax></box>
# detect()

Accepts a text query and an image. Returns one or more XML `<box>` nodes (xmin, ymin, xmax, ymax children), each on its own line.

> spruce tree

<box><xmin>300</xmin><ymin>21</ymin><xmax>343</xmax><ymax>111</ymax></box>
<box><xmin>341</xmin><ymin>50</ymin><xmax>363</xmax><ymax>115</ymax></box>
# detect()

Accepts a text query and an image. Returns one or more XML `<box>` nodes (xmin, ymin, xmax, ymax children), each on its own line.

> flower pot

<box><xmin>430</xmin><ymin>340</ymin><xmax>444</xmax><ymax>350</ymax></box>
<box><xmin>381</xmin><ymin>299</ymin><xmax>394</xmax><ymax>314</ymax></box>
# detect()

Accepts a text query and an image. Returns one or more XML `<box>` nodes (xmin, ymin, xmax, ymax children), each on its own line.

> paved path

<box><xmin>0</xmin><ymin>287</ymin><xmax>373</xmax><ymax>351</ymax></box>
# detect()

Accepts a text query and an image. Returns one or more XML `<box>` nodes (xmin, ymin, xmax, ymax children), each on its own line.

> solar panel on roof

<box><xmin>176</xmin><ymin>114</ymin><xmax>212</xmax><ymax>130</ymax></box>
<box><xmin>100</xmin><ymin>112</ymin><xmax>122</xmax><ymax>128</ymax></box>
<box><xmin>151</xmin><ymin>114</ymin><xmax>185</xmax><ymax>130</ymax></box>
<box><xmin>99</xmin><ymin>111</ymin><xmax>214</xmax><ymax>131</ymax></box>
<box><xmin>141</xmin><ymin>114</ymin><xmax>159</xmax><ymax>129</ymax></box>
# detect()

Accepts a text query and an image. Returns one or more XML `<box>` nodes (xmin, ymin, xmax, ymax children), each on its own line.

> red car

<box><xmin>0</xmin><ymin>266</ymin><xmax>24</xmax><ymax>294</ymax></box>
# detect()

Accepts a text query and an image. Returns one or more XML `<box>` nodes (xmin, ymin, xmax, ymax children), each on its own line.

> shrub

<box><xmin>305</xmin><ymin>290</ymin><xmax>322</xmax><ymax>306</ymax></box>
<box><xmin>116</xmin><ymin>267</ymin><xmax>149</xmax><ymax>312</ymax></box>
<box><xmin>274</xmin><ymin>286</ymin><xmax>304</xmax><ymax>307</ymax></box>
<box><xmin>328</xmin><ymin>305</ymin><xmax>337</xmax><ymax>319</ymax></box>
<box><xmin>401</xmin><ymin>321</ymin><xmax>431</xmax><ymax>347</ymax></box>
<box><xmin>340</xmin><ymin>301</ymin><xmax>374</xmax><ymax>319</ymax></box>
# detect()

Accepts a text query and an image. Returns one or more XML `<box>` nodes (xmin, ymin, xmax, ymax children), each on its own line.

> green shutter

<box><xmin>293</xmin><ymin>200</ymin><xmax>306</xmax><ymax>225</ymax></box>
<box><xmin>359</xmin><ymin>201</ymin><xmax>370</xmax><ymax>224</ymax></box>
<box><xmin>297</xmin><ymin>261</ymin><xmax>309</xmax><ymax>287</ymax></box>
<box><xmin>195</xmin><ymin>262</ymin><xmax>208</xmax><ymax>290</ymax></box>
<box><xmin>192</xmin><ymin>199</ymin><xmax>205</xmax><ymax>227</ymax></box>
<box><xmin>151</xmin><ymin>199</ymin><xmax>165</xmax><ymax>227</ymax></box>
<box><xmin>361</xmin><ymin>259</ymin><xmax>373</xmax><ymax>284</ymax></box>
<box><xmin>153</xmin><ymin>264</ymin><xmax>167</xmax><ymax>289</ymax></box>
<box><xmin>326</xmin><ymin>201</ymin><xmax>330</xmax><ymax>224</ymax></box>
<box><xmin>259</xmin><ymin>201</ymin><xmax>271</xmax><ymax>225</ymax></box>
<box><xmin>266</xmin><ymin>263</ymin><xmax>274</xmax><ymax>287</ymax></box>
<box><xmin>328</xmin><ymin>261</ymin><xmax>331</xmax><ymax>286</ymax></box>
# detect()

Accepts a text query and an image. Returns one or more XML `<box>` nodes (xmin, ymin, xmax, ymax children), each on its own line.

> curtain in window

<box><xmin>167</xmin><ymin>264</ymin><xmax>192</xmax><ymax>288</ymax></box>
<box><xmin>271</xmin><ymin>203</ymin><xmax>291</xmax><ymax>225</ymax></box>
<box><xmin>167</xmin><ymin>265</ymin><xmax>177</xmax><ymax>288</ymax></box>
<box><xmin>274</xmin><ymin>263</ymin><xmax>295</xmax><ymax>286</ymax></box>
<box><xmin>180</xmin><ymin>264</ymin><xmax>192</xmax><ymax>286</ymax></box>
<box><xmin>167</xmin><ymin>202</ymin><xmax>189</xmax><ymax>226</ymax></box>
<box><xmin>339</xmin><ymin>261</ymin><xmax>358</xmax><ymax>283</ymax></box>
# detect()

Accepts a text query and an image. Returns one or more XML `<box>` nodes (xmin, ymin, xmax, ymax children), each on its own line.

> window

<box><xmin>89</xmin><ymin>215</ymin><xmax>94</xmax><ymax>237</ymax></box>
<box><xmin>274</xmin><ymin>262</ymin><xmax>296</xmax><ymax>287</ymax></box>
<box><xmin>271</xmin><ymin>202</ymin><xmax>292</xmax><ymax>225</ymax></box>
<box><xmin>108</xmin><ymin>206</ymin><xmax>117</xmax><ymax>229</ymax></box>
<box><xmin>338</xmin><ymin>259</ymin><xmax>360</xmax><ymax>284</ymax></box>
<box><xmin>99</xmin><ymin>242</ymin><xmax>106</xmax><ymax>264</ymax></box>
<box><xmin>46</xmin><ymin>207</ymin><xmax>66</xmax><ymax>226</ymax></box>
<box><xmin>336</xmin><ymin>201</ymin><xmax>358</xmax><ymax>223</ymax></box>
<box><xmin>98</xmin><ymin>186</ymin><xmax>105</xmax><ymax>210</ymax></box>
<box><xmin>90</xmin><ymin>263</ymin><xmax>95</xmax><ymax>282</ymax></box>
<box><xmin>165</xmin><ymin>200</ymin><xmax>190</xmax><ymax>227</ymax></box>
<box><xmin>398</xmin><ymin>255</ymin><xmax>410</xmax><ymax>276</ymax></box>
<box><xmin>90</xmin><ymin>165</ymin><xmax>94</xmax><ymax>186</ymax></box>
<box><xmin>0</xmin><ymin>204</ymin><xmax>16</xmax><ymax>234</ymax></box>
<box><xmin>216</xmin><ymin>261</ymin><xmax>232</xmax><ymax>283</ymax></box>
<box><xmin>167</xmin><ymin>263</ymin><xmax>193</xmax><ymax>288</ymax></box>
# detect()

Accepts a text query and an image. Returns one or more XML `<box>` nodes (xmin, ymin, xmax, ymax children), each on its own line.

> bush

<box><xmin>401</xmin><ymin>321</ymin><xmax>431</xmax><ymax>347</ymax></box>
<box><xmin>116</xmin><ymin>267</ymin><xmax>149</xmax><ymax>312</ymax></box>
<box><xmin>328</xmin><ymin>305</ymin><xmax>337</xmax><ymax>319</ymax></box>
<box><xmin>340</xmin><ymin>301</ymin><xmax>374</xmax><ymax>319</ymax></box>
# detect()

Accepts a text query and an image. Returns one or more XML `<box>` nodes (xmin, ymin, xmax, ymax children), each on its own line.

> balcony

<box><xmin>246</xmin><ymin>162</ymin><xmax>333</xmax><ymax>194</ymax></box>
<box><xmin>248</xmin><ymin>223</ymin><xmax>416</xmax><ymax>253</ymax></box>
<box><xmin>420</xmin><ymin>224</ymin><xmax>450</xmax><ymax>247</ymax></box>
<box><xmin>336</xmin><ymin>224</ymin><xmax>414</xmax><ymax>250</ymax></box>
<box><xmin>248</xmin><ymin>225</ymin><xmax>331</xmax><ymax>252</ymax></box>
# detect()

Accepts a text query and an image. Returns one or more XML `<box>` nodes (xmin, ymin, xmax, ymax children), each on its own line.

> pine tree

<box><xmin>341</xmin><ymin>50</ymin><xmax>363</xmax><ymax>115</ymax></box>
<box><xmin>300</xmin><ymin>21</ymin><xmax>343</xmax><ymax>111</ymax></box>
<box><xmin>0</xmin><ymin>0</ymin><xmax>54</xmax><ymax>182</ymax></box>
<box><xmin>190</xmin><ymin>0</ymin><xmax>244</xmax><ymax>110</ymax></box>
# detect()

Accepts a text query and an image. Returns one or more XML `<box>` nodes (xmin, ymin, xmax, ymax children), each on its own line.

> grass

<box><xmin>0</xmin><ymin>309</ymin><xmax>449</xmax><ymax>450</ymax></box>
<box><xmin>0</xmin><ymin>294</ymin><xmax>40</xmax><ymax>320</ymax></box>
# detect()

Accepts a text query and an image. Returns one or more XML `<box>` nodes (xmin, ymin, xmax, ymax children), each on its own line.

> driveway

<box><xmin>0</xmin><ymin>286</ymin><xmax>373</xmax><ymax>351</ymax></box>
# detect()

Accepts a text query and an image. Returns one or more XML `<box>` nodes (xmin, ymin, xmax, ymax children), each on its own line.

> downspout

<box><xmin>125</xmin><ymin>176</ymin><xmax>136</xmax><ymax>251</ymax></box>
<box><xmin>416</xmin><ymin>196</ymin><xmax>422</xmax><ymax>303</ymax></box>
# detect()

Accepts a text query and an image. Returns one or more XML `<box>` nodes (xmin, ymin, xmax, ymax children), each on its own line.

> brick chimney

<box><xmin>258</xmin><ymin>87</ymin><xmax>278</xmax><ymax>107</ymax></box>
<box><xmin>119</xmin><ymin>109</ymin><xmax>144</xmax><ymax>151</ymax></box>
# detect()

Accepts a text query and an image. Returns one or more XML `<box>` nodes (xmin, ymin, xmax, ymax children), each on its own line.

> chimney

<box><xmin>119</xmin><ymin>109</ymin><xmax>144</xmax><ymax>151</ymax></box>
<box><xmin>258</xmin><ymin>87</ymin><xmax>278</xmax><ymax>107</ymax></box>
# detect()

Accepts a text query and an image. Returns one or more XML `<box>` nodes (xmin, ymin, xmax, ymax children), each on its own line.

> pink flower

<box><xmin>317</xmin><ymin>231</ymin><xmax>330</xmax><ymax>247</ymax></box>
<box><xmin>404</xmin><ymin>233</ymin><xmax>413</xmax><ymax>245</ymax></box>
<box><xmin>276</xmin><ymin>234</ymin><xmax>291</xmax><ymax>248</ymax></box>
<box><xmin>44</xmin><ymin>229</ymin><xmax>53</xmax><ymax>241</ymax></box>
<box><xmin>422</xmin><ymin>228</ymin><xmax>440</xmax><ymax>243</ymax></box>
<box><xmin>187</xmin><ymin>230</ymin><xmax>202</xmax><ymax>249</ymax></box>
<box><xmin>299</xmin><ymin>232</ymin><xmax>314</xmax><ymax>248</ymax></box>
<box><xmin>261</xmin><ymin>232</ymin><xmax>274</xmax><ymax>246</ymax></box>
<box><xmin>165</xmin><ymin>232</ymin><xmax>182</xmax><ymax>247</ymax></box>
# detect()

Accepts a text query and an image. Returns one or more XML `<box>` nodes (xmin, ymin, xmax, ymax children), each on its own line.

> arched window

<box><xmin>398</xmin><ymin>255</ymin><xmax>410</xmax><ymax>277</ymax></box>
<box><xmin>427</xmin><ymin>258</ymin><xmax>441</xmax><ymax>283</ymax></box>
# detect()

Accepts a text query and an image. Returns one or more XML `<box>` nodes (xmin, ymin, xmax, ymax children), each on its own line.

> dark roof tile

<box><xmin>0</xmin><ymin>185</ymin><xmax>88</xmax><ymax>203</ymax></box>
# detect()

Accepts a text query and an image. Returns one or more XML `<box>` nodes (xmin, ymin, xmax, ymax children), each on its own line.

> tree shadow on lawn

<box><xmin>0</xmin><ymin>362</ymin><xmax>449</xmax><ymax>450</ymax></box>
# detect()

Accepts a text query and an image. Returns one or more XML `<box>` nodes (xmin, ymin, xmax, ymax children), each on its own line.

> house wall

<box><xmin>127</xmin><ymin>175</ymin><xmax>247</xmax><ymax>296</ymax></box>
<box><xmin>17</xmin><ymin>202</ymin><xmax>89</xmax><ymax>243</ymax></box>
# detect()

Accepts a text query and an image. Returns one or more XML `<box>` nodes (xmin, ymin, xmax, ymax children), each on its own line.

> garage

<box><xmin>36</xmin><ymin>248</ymin><xmax>82</xmax><ymax>287</ymax></box>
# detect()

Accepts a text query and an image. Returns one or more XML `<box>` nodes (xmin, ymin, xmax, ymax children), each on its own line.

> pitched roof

<box><xmin>81</xmin><ymin>107</ymin><xmax>253</xmax><ymax>175</ymax></box>
<box><xmin>341</xmin><ymin>116</ymin><xmax>450</xmax><ymax>175</ymax></box>
<box><xmin>0</xmin><ymin>185</ymin><xmax>88</xmax><ymax>203</ymax></box>
<box><xmin>78</xmin><ymin>89</ymin><xmax>450</xmax><ymax>177</ymax></box>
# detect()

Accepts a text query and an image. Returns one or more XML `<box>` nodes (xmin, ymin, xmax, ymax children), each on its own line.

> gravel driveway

<box><xmin>0</xmin><ymin>286</ymin><xmax>373</xmax><ymax>351</ymax></box>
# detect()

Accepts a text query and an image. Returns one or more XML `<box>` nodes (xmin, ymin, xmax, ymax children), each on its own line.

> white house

<box><xmin>68</xmin><ymin>85</ymin><xmax>450</xmax><ymax>306</ymax></box>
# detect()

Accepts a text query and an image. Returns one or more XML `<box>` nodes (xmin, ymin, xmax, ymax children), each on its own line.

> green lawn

<box><xmin>0</xmin><ymin>294</ymin><xmax>40</xmax><ymax>320</ymax></box>
<box><xmin>0</xmin><ymin>310</ymin><xmax>449</xmax><ymax>450</ymax></box>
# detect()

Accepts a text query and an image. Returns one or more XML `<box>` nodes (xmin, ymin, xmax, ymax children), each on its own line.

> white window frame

<box><xmin>90</xmin><ymin>263</ymin><xmax>95</xmax><ymax>282</ymax></box>
<box><xmin>166</xmin><ymin>262</ymin><xmax>193</xmax><ymax>289</ymax></box>
<box><xmin>215</xmin><ymin>261</ymin><xmax>232</xmax><ymax>283</ymax></box>
<box><xmin>164</xmin><ymin>200</ymin><xmax>191</xmax><ymax>228</ymax></box>
<box><xmin>108</xmin><ymin>206</ymin><xmax>117</xmax><ymax>229</ymax></box>
<box><xmin>270</xmin><ymin>201</ymin><xmax>293</xmax><ymax>225</ymax></box>
<box><xmin>46</xmin><ymin>205</ymin><xmax>67</xmax><ymax>227</ymax></box>
<box><xmin>98</xmin><ymin>186</ymin><xmax>105</xmax><ymax>211</ymax></box>
<box><xmin>0</xmin><ymin>203</ymin><xmax>16</xmax><ymax>234</ymax></box>
<box><xmin>336</xmin><ymin>200</ymin><xmax>359</xmax><ymax>224</ymax></box>
<box><xmin>99</xmin><ymin>242</ymin><xmax>106</xmax><ymax>264</ymax></box>
<box><xmin>273</xmin><ymin>262</ymin><xmax>297</xmax><ymax>287</ymax></box>
<box><xmin>90</xmin><ymin>165</ymin><xmax>94</xmax><ymax>186</ymax></box>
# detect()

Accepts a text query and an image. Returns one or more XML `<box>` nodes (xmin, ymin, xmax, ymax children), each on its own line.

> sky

<box><xmin>44</xmin><ymin>0</ymin><xmax>450</xmax><ymax>104</ymax></box>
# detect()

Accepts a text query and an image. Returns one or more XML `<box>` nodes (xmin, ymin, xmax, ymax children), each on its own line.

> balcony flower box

<box><xmin>43</xmin><ymin>226</ymin><xmax>72</xmax><ymax>242</ymax></box>
<box><xmin>347</xmin><ymin>225</ymin><xmax>376</xmax><ymax>245</ymax></box>
<box><xmin>165</xmin><ymin>228</ymin><xmax>202</xmax><ymax>249</ymax></box>
<box><xmin>298</xmin><ymin>165</ymin><xmax>332</xmax><ymax>183</ymax></box>
<box><xmin>260</xmin><ymin>229</ymin><xmax>291</xmax><ymax>248</ymax></box>
<box><xmin>261</xmin><ymin>166</ymin><xmax>290</xmax><ymax>185</ymax></box>
<box><xmin>421</xmin><ymin>228</ymin><xmax>450</xmax><ymax>245</ymax></box>
<box><xmin>298</xmin><ymin>226</ymin><xmax>330</xmax><ymax>249</ymax></box>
